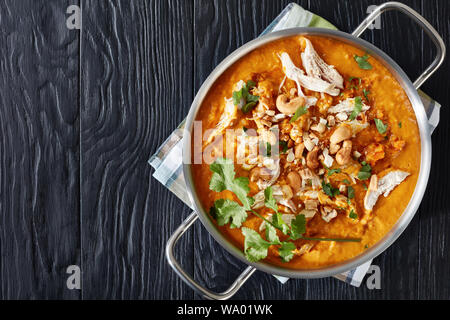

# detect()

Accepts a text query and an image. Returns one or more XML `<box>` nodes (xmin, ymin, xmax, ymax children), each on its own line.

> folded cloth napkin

<box><xmin>149</xmin><ymin>3</ymin><xmax>441</xmax><ymax>287</ymax></box>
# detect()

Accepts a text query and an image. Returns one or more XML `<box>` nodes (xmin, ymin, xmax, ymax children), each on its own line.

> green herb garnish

<box><xmin>322</xmin><ymin>181</ymin><xmax>340</xmax><ymax>198</ymax></box>
<box><xmin>363</xmin><ymin>89</ymin><xmax>370</xmax><ymax>102</ymax></box>
<box><xmin>265</xmin><ymin>143</ymin><xmax>272</xmax><ymax>157</ymax></box>
<box><xmin>349</xmin><ymin>210</ymin><xmax>358</xmax><ymax>220</ymax></box>
<box><xmin>209</xmin><ymin>158</ymin><xmax>254</xmax><ymax>210</ymax></box>
<box><xmin>264</xmin><ymin>187</ymin><xmax>290</xmax><ymax>235</ymax></box>
<box><xmin>398</xmin><ymin>122</ymin><xmax>402</xmax><ymax>128</ymax></box>
<box><xmin>233</xmin><ymin>80</ymin><xmax>259</xmax><ymax>113</ymax></box>
<box><xmin>328</xmin><ymin>168</ymin><xmax>341</xmax><ymax>177</ymax></box>
<box><xmin>348</xmin><ymin>76</ymin><xmax>362</xmax><ymax>90</ymax></box>
<box><xmin>290</xmin><ymin>106</ymin><xmax>308</xmax><ymax>123</ymax></box>
<box><xmin>342</xmin><ymin>179</ymin><xmax>351</xmax><ymax>185</ymax></box>
<box><xmin>357</xmin><ymin>162</ymin><xmax>372</xmax><ymax>181</ymax></box>
<box><xmin>279</xmin><ymin>140</ymin><xmax>288</xmax><ymax>154</ymax></box>
<box><xmin>209</xmin><ymin>160</ymin><xmax>361</xmax><ymax>264</ymax></box>
<box><xmin>374</xmin><ymin>118</ymin><xmax>388</xmax><ymax>135</ymax></box>
<box><xmin>347</xmin><ymin>186</ymin><xmax>355</xmax><ymax>199</ymax></box>
<box><xmin>242</xmin><ymin>227</ymin><xmax>273</xmax><ymax>262</ymax></box>
<box><xmin>354</xmin><ymin>53</ymin><xmax>373</xmax><ymax>70</ymax></box>
<box><xmin>350</xmin><ymin>97</ymin><xmax>363</xmax><ymax>121</ymax></box>
<box><xmin>213</xmin><ymin>199</ymin><xmax>248</xmax><ymax>228</ymax></box>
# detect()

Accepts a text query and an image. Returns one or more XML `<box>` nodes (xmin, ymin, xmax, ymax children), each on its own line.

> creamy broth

<box><xmin>191</xmin><ymin>36</ymin><xmax>420</xmax><ymax>269</ymax></box>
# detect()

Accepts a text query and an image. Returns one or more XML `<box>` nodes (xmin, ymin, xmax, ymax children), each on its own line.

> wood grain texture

<box><xmin>80</xmin><ymin>0</ymin><xmax>195</xmax><ymax>299</ymax></box>
<box><xmin>0</xmin><ymin>0</ymin><xmax>449</xmax><ymax>300</ymax></box>
<box><xmin>0</xmin><ymin>0</ymin><xmax>80</xmax><ymax>299</ymax></box>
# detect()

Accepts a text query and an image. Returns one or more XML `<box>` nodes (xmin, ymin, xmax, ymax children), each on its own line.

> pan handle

<box><xmin>352</xmin><ymin>1</ymin><xmax>446</xmax><ymax>90</ymax></box>
<box><xmin>165</xmin><ymin>212</ymin><xmax>257</xmax><ymax>300</ymax></box>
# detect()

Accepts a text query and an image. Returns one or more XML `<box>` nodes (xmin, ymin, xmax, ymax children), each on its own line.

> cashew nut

<box><xmin>330</xmin><ymin>124</ymin><xmax>352</xmax><ymax>145</ymax></box>
<box><xmin>306</xmin><ymin>146</ymin><xmax>320</xmax><ymax>169</ymax></box>
<box><xmin>281</xmin><ymin>185</ymin><xmax>294</xmax><ymax>200</ymax></box>
<box><xmin>249</xmin><ymin>167</ymin><xmax>272</xmax><ymax>182</ymax></box>
<box><xmin>294</xmin><ymin>142</ymin><xmax>305</xmax><ymax>159</ymax></box>
<box><xmin>336</xmin><ymin>140</ymin><xmax>353</xmax><ymax>165</ymax></box>
<box><xmin>276</xmin><ymin>94</ymin><xmax>306</xmax><ymax>115</ymax></box>
<box><xmin>329</xmin><ymin>143</ymin><xmax>340</xmax><ymax>155</ymax></box>
<box><xmin>287</xmin><ymin>171</ymin><xmax>302</xmax><ymax>193</ymax></box>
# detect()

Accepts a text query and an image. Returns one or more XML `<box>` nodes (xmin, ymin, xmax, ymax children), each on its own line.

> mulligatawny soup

<box><xmin>191</xmin><ymin>35</ymin><xmax>420</xmax><ymax>269</ymax></box>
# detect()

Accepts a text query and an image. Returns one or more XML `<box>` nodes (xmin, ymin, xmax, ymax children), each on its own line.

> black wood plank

<box><xmin>417</xmin><ymin>0</ymin><xmax>450</xmax><ymax>300</ymax></box>
<box><xmin>0</xmin><ymin>0</ymin><xmax>80</xmax><ymax>299</ymax></box>
<box><xmin>80</xmin><ymin>0</ymin><xmax>195</xmax><ymax>299</ymax></box>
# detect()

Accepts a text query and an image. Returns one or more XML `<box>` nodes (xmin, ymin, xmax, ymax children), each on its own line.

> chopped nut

<box><xmin>305</xmin><ymin>199</ymin><xmax>319</xmax><ymax>210</ymax></box>
<box><xmin>311</xmin><ymin>122</ymin><xmax>326</xmax><ymax>134</ymax></box>
<box><xmin>321</xmin><ymin>206</ymin><xmax>338</xmax><ymax>223</ymax></box>
<box><xmin>327</xmin><ymin>115</ymin><xmax>336</xmax><ymax>127</ymax></box>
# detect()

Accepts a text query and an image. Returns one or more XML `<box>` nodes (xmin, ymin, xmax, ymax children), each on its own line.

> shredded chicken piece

<box><xmin>305</xmin><ymin>199</ymin><xmax>319</xmax><ymax>210</ymax></box>
<box><xmin>251</xmin><ymin>183</ymin><xmax>296</xmax><ymax>213</ymax></box>
<box><xmin>364</xmin><ymin>171</ymin><xmax>410</xmax><ymax>212</ymax></box>
<box><xmin>327</xmin><ymin>98</ymin><xmax>370</xmax><ymax>114</ymax></box>
<box><xmin>299</xmin><ymin>209</ymin><xmax>317</xmax><ymax>219</ymax></box>
<box><xmin>301</xmin><ymin>37</ymin><xmax>344</xmax><ymax>89</ymax></box>
<box><xmin>295</xmin><ymin>243</ymin><xmax>314</xmax><ymax>256</ymax></box>
<box><xmin>300</xmin><ymin>168</ymin><xmax>321</xmax><ymax>189</ymax></box>
<box><xmin>321</xmin><ymin>206</ymin><xmax>338</xmax><ymax>223</ymax></box>
<box><xmin>204</xmin><ymin>98</ymin><xmax>237</xmax><ymax>146</ymax></box>
<box><xmin>280</xmin><ymin>52</ymin><xmax>340</xmax><ymax>97</ymax></box>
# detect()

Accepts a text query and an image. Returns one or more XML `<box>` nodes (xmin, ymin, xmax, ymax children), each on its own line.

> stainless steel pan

<box><xmin>165</xmin><ymin>2</ymin><xmax>446</xmax><ymax>300</ymax></box>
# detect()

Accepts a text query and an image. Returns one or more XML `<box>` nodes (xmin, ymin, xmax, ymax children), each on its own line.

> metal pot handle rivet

<box><xmin>165</xmin><ymin>212</ymin><xmax>257</xmax><ymax>300</ymax></box>
<box><xmin>352</xmin><ymin>1</ymin><xmax>446</xmax><ymax>90</ymax></box>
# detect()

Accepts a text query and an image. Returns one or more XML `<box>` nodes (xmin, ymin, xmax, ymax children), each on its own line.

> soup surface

<box><xmin>191</xmin><ymin>35</ymin><xmax>420</xmax><ymax>269</ymax></box>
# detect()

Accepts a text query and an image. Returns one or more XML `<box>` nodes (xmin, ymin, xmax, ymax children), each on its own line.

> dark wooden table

<box><xmin>0</xmin><ymin>0</ymin><xmax>449</xmax><ymax>300</ymax></box>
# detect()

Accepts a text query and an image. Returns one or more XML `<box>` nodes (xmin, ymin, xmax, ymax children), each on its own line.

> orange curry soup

<box><xmin>191</xmin><ymin>35</ymin><xmax>420</xmax><ymax>269</ymax></box>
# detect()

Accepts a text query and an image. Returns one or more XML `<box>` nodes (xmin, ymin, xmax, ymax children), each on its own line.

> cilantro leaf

<box><xmin>213</xmin><ymin>199</ymin><xmax>248</xmax><ymax>228</ymax></box>
<box><xmin>279</xmin><ymin>140</ymin><xmax>288</xmax><ymax>154</ymax></box>
<box><xmin>321</xmin><ymin>181</ymin><xmax>340</xmax><ymax>198</ymax></box>
<box><xmin>279</xmin><ymin>242</ymin><xmax>296</xmax><ymax>262</ymax></box>
<box><xmin>349</xmin><ymin>210</ymin><xmax>358</xmax><ymax>220</ymax></box>
<box><xmin>209</xmin><ymin>158</ymin><xmax>254</xmax><ymax>210</ymax></box>
<box><xmin>264</xmin><ymin>187</ymin><xmax>278</xmax><ymax>212</ymax></box>
<box><xmin>290</xmin><ymin>214</ymin><xmax>306</xmax><ymax>240</ymax></box>
<box><xmin>348</xmin><ymin>76</ymin><xmax>362</xmax><ymax>90</ymax></box>
<box><xmin>232</xmin><ymin>80</ymin><xmax>259</xmax><ymax>113</ymax></box>
<box><xmin>242</xmin><ymin>101</ymin><xmax>257</xmax><ymax>113</ymax></box>
<box><xmin>357</xmin><ymin>162</ymin><xmax>372</xmax><ymax>181</ymax></box>
<box><xmin>347</xmin><ymin>186</ymin><xmax>355</xmax><ymax>199</ymax></box>
<box><xmin>328</xmin><ymin>168</ymin><xmax>341</xmax><ymax>176</ymax></box>
<box><xmin>374</xmin><ymin>118</ymin><xmax>388</xmax><ymax>135</ymax></box>
<box><xmin>264</xmin><ymin>187</ymin><xmax>290</xmax><ymax>235</ymax></box>
<box><xmin>290</xmin><ymin>106</ymin><xmax>308</xmax><ymax>123</ymax></box>
<box><xmin>242</xmin><ymin>227</ymin><xmax>272</xmax><ymax>262</ymax></box>
<box><xmin>363</xmin><ymin>89</ymin><xmax>370</xmax><ymax>102</ymax></box>
<box><xmin>354</xmin><ymin>53</ymin><xmax>373</xmax><ymax>70</ymax></box>
<box><xmin>349</xmin><ymin>96</ymin><xmax>363</xmax><ymax>120</ymax></box>
<box><xmin>265</xmin><ymin>224</ymin><xmax>281</xmax><ymax>244</ymax></box>
<box><xmin>398</xmin><ymin>122</ymin><xmax>402</xmax><ymax>128</ymax></box>
<box><xmin>266</xmin><ymin>143</ymin><xmax>272</xmax><ymax>157</ymax></box>
<box><xmin>342</xmin><ymin>179</ymin><xmax>351</xmax><ymax>185</ymax></box>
